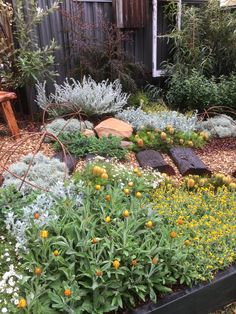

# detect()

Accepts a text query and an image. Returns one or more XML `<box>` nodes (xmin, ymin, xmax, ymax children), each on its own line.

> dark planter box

<box><xmin>131</xmin><ymin>265</ymin><xmax>236</xmax><ymax>314</ymax></box>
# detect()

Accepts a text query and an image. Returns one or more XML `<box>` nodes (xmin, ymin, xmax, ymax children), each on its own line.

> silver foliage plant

<box><xmin>42</xmin><ymin>118</ymin><xmax>93</xmax><ymax>142</ymax></box>
<box><xmin>116</xmin><ymin>107</ymin><xmax>199</xmax><ymax>132</ymax></box>
<box><xmin>5</xmin><ymin>180</ymin><xmax>84</xmax><ymax>250</ymax></box>
<box><xmin>197</xmin><ymin>114</ymin><xmax>236</xmax><ymax>138</ymax></box>
<box><xmin>36</xmin><ymin>77</ymin><xmax>129</xmax><ymax>116</ymax></box>
<box><xmin>3</xmin><ymin>152</ymin><xmax>68</xmax><ymax>194</ymax></box>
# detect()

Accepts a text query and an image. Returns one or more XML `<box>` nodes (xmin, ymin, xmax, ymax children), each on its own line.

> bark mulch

<box><xmin>0</xmin><ymin>120</ymin><xmax>235</xmax><ymax>180</ymax></box>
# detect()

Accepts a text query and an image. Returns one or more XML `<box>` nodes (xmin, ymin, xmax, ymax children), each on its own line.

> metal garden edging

<box><xmin>131</xmin><ymin>265</ymin><xmax>236</xmax><ymax>314</ymax></box>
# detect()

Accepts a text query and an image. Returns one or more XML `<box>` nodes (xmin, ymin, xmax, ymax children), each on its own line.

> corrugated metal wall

<box><xmin>23</xmin><ymin>0</ymin><xmax>152</xmax><ymax>85</ymax></box>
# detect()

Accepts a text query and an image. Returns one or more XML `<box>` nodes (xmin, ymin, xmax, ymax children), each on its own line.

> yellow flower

<box><xmin>53</xmin><ymin>250</ymin><xmax>59</xmax><ymax>256</ymax></box>
<box><xmin>136</xmin><ymin>192</ymin><xmax>142</xmax><ymax>198</ymax></box>
<box><xmin>113</xmin><ymin>260</ymin><xmax>120</xmax><ymax>270</ymax></box>
<box><xmin>40</xmin><ymin>230</ymin><xmax>48</xmax><ymax>239</ymax></box>
<box><xmin>18</xmin><ymin>298</ymin><xmax>27</xmax><ymax>309</ymax></box>
<box><xmin>105</xmin><ymin>216</ymin><xmax>111</xmax><ymax>223</ymax></box>
<box><xmin>123</xmin><ymin>210</ymin><xmax>129</xmax><ymax>218</ymax></box>
<box><xmin>124</xmin><ymin>188</ymin><xmax>130</xmax><ymax>195</ymax></box>
<box><xmin>146</xmin><ymin>220</ymin><xmax>153</xmax><ymax>229</ymax></box>
<box><xmin>95</xmin><ymin>185</ymin><xmax>101</xmax><ymax>191</ymax></box>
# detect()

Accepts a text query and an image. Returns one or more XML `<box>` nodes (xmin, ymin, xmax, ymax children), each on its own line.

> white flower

<box><xmin>1</xmin><ymin>307</ymin><xmax>8</xmax><ymax>313</ymax></box>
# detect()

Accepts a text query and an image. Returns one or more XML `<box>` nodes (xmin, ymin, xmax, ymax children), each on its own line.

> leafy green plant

<box><xmin>10</xmin><ymin>164</ymin><xmax>197</xmax><ymax>313</ymax></box>
<box><xmin>130</xmin><ymin>126</ymin><xmax>208</xmax><ymax>153</ymax></box>
<box><xmin>166</xmin><ymin>71</ymin><xmax>236</xmax><ymax>111</ymax></box>
<box><xmin>0</xmin><ymin>0</ymin><xmax>59</xmax><ymax>90</ymax></box>
<box><xmin>54</xmin><ymin>132</ymin><xmax>128</xmax><ymax>160</ymax></box>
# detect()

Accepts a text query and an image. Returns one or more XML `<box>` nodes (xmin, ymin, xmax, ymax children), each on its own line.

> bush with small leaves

<box><xmin>36</xmin><ymin>77</ymin><xmax>129</xmax><ymax>117</ymax></box>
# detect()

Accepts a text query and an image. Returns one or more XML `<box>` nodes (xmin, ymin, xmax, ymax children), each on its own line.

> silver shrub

<box><xmin>116</xmin><ymin>107</ymin><xmax>198</xmax><ymax>132</ymax></box>
<box><xmin>3</xmin><ymin>152</ymin><xmax>68</xmax><ymax>194</ymax></box>
<box><xmin>36</xmin><ymin>77</ymin><xmax>129</xmax><ymax>116</ymax></box>
<box><xmin>42</xmin><ymin>118</ymin><xmax>93</xmax><ymax>142</ymax></box>
<box><xmin>197</xmin><ymin>114</ymin><xmax>236</xmax><ymax>138</ymax></box>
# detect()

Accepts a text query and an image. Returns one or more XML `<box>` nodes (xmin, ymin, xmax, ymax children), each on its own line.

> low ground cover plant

<box><xmin>2</xmin><ymin>153</ymin><xmax>67</xmax><ymax>194</ymax></box>
<box><xmin>116</xmin><ymin>107</ymin><xmax>199</xmax><ymax>132</ymax></box>
<box><xmin>54</xmin><ymin>132</ymin><xmax>128</xmax><ymax>160</ymax></box>
<box><xmin>130</xmin><ymin>127</ymin><xmax>208</xmax><ymax>152</ymax></box>
<box><xmin>152</xmin><ymin>185</ymin><xmax>236</xmax><ymax>281</ymax></box>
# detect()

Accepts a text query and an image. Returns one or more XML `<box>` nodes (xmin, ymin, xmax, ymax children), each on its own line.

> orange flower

<box><xmin>40</xmin><ymin>230</ymin><xmax>48</xmax><ymax>239</ymax></box>
<box><xmin>170</xmin><ymin>231</ymin><xmax>177</xmax><ymax>238</ymax></box>
<box><xmin>95</xmin><ymin>270</ymin><xmax>103</xmax><ymax>277</ymax></box>
<box><xmin>105</xmin><ymin>195</ymin><xmax>111</xmax><ymax>201</ymax></box>
<box><xmin>34</xmin><ymin>267</ymin><xmax>42</xmax><ymax>276</ymax></box>
<box><xmin>113</xmin><ymin>260</ymin><xmax>120</xmax><ymax>270</ymax></box>
<box><xmin>131</xmin><ymin>259</ymin><xmax>137</xmax><ymax>266</ymax></box>
<box><xmin>53</xmin><ymin>250</ymin><xmax>59</xmax><ymax>256</ymax></box>
<box><xmin>177</xmin><ymin>218</ymin><xmax>184</xmax><ymax>225</ymax></box>
<box><xmin>128</xmin><ymin>181</ymin><xmax>134</xmax><ymax>187</ymax></box>
<box><xmin>152</xmin><ymin>257</ymin><xmax>158</xmax><ymax>265</ymax></box>
<box><xmin>91</xmin><ymin>237</ymin><xmax>98</xmax><ymax>244</ymax></box>
<box><xmin>123</xmin><ymin>210</ymin><xmax>129</xmax><ymax>218</ymax></box>
<box><xmin>105</xmin><ymin>216</ymin><xmax>111</xmax><ymax>223</ymax></box>
<box><xmin>146</xmin><ymin>220</ymin><xmax>153</xmax><ymax>229</ymax></box>
<box><xmin>34</xmin><ymin>212</ymin><xmax>40</xmax><ymax>219</ymax></box>
<box><xmin>17</xmin><ymin>298</ymin><xmax>27</xmax><ymax>309</ymax></box>
<box><xmin>64</xmin><ymin>289</ymin><xmax>71</xmax><ymax>297</ymax></box>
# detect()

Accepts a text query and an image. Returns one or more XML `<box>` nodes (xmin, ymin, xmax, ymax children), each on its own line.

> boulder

<box><xmin>95</xmin><ymin>118</ymin><xmax>133</xmax><ymax>138</ymax></box>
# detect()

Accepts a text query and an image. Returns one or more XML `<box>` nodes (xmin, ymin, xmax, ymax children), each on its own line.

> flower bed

<box><xmin>0</xmin><ymin>160</ymin><xmax>235</xmax><ymax>313</ymax></box>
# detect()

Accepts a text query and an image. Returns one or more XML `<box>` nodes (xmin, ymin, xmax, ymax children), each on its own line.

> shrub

<box><xmin>3</xmin><ymin>153</ymin><xmax>68</xmax><ymax>194</ymax></box>
<box><xmin>130</xmin><ymin>127</ymin><xmax>207</xmax><ymax>153</ymax></box>
<box><xmin>197</xmin><ymin>114</ymin><xmax>236</xmax><ymax>138</ymax></box>
<box><xmin>54</xmin><ymin>132</ymin><xmax>128</xmax><ymax>160</ymax></box>
<box><xmin>36</xmin><ymin>77</ymin><xmax>129</xmax><ymax>117</ymax></box>
<box><xmin>116</xmin><ymin>107</ymin><xmax>198</xmax><ymax>132</ymax></box>
<box><xmin>166</xmin><ymin>71</ymin><xmax>236</xmax><ymax>111</ymax></box>
<box><xmin>42</xmin><ymin>118</ymin><xmax>93</xmax><ymax>142</ymax></box>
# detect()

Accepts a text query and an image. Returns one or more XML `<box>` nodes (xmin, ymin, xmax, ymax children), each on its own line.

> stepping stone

<box><xmin>136</xmin><ymin>150</ymin><xmax>175</xmax><ymax>175</ymax></box>
<box><xmin>53</xmin><ymin>152</ymin><xmax>78</xmax><ymax>174</ymax></box>
<box><xmin>169</xmin><ymin>147</ymin><xmax>211</xmax><ymax>176</ymax></box>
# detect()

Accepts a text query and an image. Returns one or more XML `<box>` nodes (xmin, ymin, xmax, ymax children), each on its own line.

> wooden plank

<box><xmin>136</xmin><ymin>150</ymin><xmax>175</xmax><ymax>175</ymax></box>
<box><xmin>169</xmin><ymin>147</ymin><xmax>211</xmax><ymax>176</ymax></box>
<box><xmin>1</xmin><ymin>100</ymin><xmax>20</xmax><ymax>138</ymax></box>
